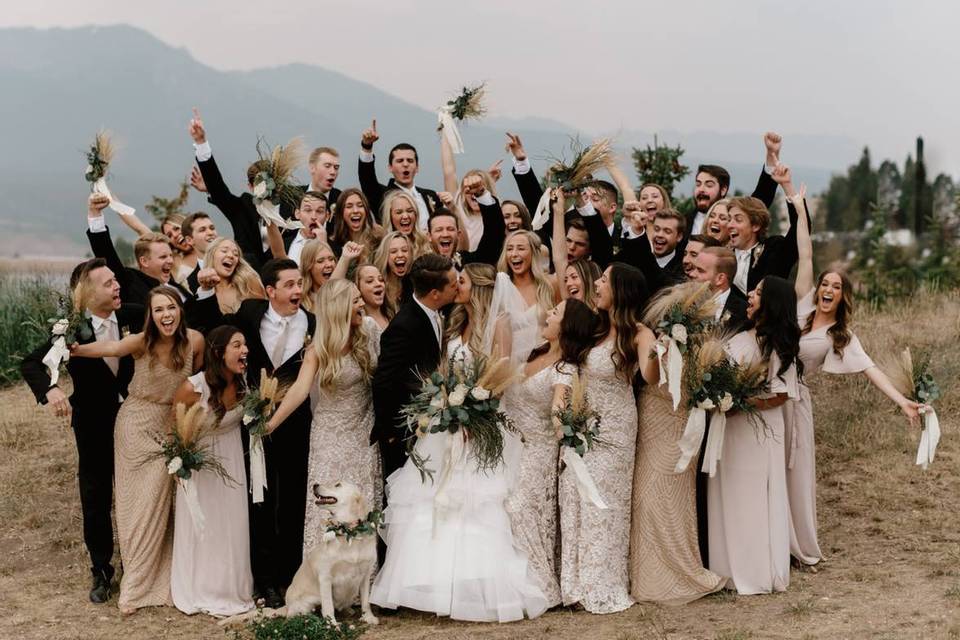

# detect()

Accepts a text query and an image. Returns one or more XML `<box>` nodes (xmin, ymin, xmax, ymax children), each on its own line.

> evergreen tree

<box><xmin>631</xmin><ymin>135</ymin><xmax>690</xmax><ymax>199</ymax></box>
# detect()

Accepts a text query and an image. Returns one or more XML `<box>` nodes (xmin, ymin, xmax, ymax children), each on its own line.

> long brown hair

<box><xmin>444</xmin><ymin>263</ymin><xmax>497</xmax><ymax>360</ymax></box>
<box><xmin>203</xmin><ymin>325</ymin><xmax>242</xmax><ymax>419</ymax></box>
<box><xmin>143</xmin><ymin>286</ymin><xmax>190</xmax><ymax>371</ymax></box>
<box><xmin>331</xmin><ymin>188</ymin><xmax>383</xmax><ymax>255</ymax></box>
<box><xmin>801</xmin><ymin>270</ymin><xmax>854</xmax><ymax>357</ymax></box>
<box><xmin>595</xmin><ymin>263</ymin><xmax>649</xmax><ymax>383</ymax></box>
<box><xmin>527</xmin><ymin>298</ymin><xmax>599</xmax><ymax>371</ymax></box>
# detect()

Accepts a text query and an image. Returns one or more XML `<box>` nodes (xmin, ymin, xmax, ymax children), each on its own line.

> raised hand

<box><xmin>764</xmin><ymin>131</ymin><xmax>782</xmax><ymax>165</ymax></box>
<box><xmin>436</xmin><ymin>191</ymin><xmax>455</xmax><ymax>208</ymax></box>
<box><xmin>342</xmin><ymin>241</ymin><xmax>364</xmax><ymax>262</ymax></box>
<box><xmin>505</xmin><ymin>132</ymin><xmax>526</xmax><ymax>161</ymax></box>
<box><xmin>190</xmin><ymin>165</ymin><xmax>207</xmax><ymax>193</ymax></box>
<box><xmin>189</xmin><ymin>107</ymin><xmax>206</xmax><ymax>144</ymax></box>
<box><xmin>622</xmin><ymin>199</ymin><xmax>645</xmax><ymax>226</ymax></box>
<box><xmin>771</xmin><ymin>163</ymin><xmax>792</xmax><ymax>185</ymax></box>
<box><xmin>462</xmin><ymin>174</ymin><xmax>485</xmax><ymax>197</ymax></box>
<box><xmin>361</xmin><ymin>119</ymin><xmax>379</xmax><ymax>149</ymax></box>
<box><xmin>196</xmin><ymin>267</ymin><xmax>221</xmax><ymax>290</ymax></box>
<box><xmin>88</xmin><ymin>193</ymin><xmax>110</xmax><ymax>217</ymax></box>
<box><xmin>487</xmin><ymin>159</ymin><xmax>503</xmax><ymax>182</ymax></box>
<box><xmin>551</xmin><ymin>187</ymin><xmax>566</xmax><ymax>215</ymax></box>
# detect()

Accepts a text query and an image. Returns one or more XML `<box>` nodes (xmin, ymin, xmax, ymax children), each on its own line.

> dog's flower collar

<box><xmin>323</xmin><ymin>509</ymin><xmax>383</xmax><ymax>542</ymax></box>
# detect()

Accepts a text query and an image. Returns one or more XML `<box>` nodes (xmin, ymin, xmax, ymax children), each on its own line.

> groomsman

<box><xmin>188</xmin><ymin>110</ymin><xmax>273</xmax><ymax>271</ymax></box>
<box><xmin>85</xmin><ymin>194</ymin><xmax>192</xmax><ymax>305</ymax></box>
<box><xmin>425</xmin><ymin>175</ymin><xmax>506</xmax><ymax>268</ymax></box>
<box><xmin>618</xmin><ymin>209</ymin><xmax>687</xmax><ymax>291</ymax></box>
<box><xmin>691</xmin><ymin>247</ymin><xmax>748</xmax><ymax>331</ymax></box>
<box><xmin>281</xmin><ymin>191</ymin><xmax>329</xmax><ymax>266</ymax></box>
<box><xmin>358</xmin><ymin>119</ymin><xmax>439</xmax><ymax>231</ymax></box>
<box><xmin>302</xmin><ymin>148</ymin><xmax>341</xmax><ymax>233</ymax></box>
<box><xmin>226</xmin><ymin>259</ymin><xmax>314</xmax><ymax>607</ymax></box>
<box><xmin>681</xmin><ymin>234</ymin><xmax>723</xmax><ymax>279</ymax></box>
<box><xmin>179</xmin><ymin>212</ymin><xmax>219</xmax><ymax>294</ymax></box>
<box><xmin>20</xmin><ymin>259</ymin><xmax>143</xmax><ymax>604</ymax></box>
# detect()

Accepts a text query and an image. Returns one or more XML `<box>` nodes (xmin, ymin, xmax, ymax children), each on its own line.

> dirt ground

<box><xmin>1</xmin><ymin>293</ymin><xmax>958</xmax><ymax>640</ymax></box>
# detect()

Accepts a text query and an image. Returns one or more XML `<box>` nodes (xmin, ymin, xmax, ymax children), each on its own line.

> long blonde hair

<box><xmin>497</xmin><ymin>230</ymin><xmax>556</xmax><ymax>314</ymax></box>
<box><xmin>373</xmin><ymin>231</ymin><xmax>410</xmax><ymax>318</ymax></box>
<box><xmin>312</xmin><ymin>279</ymin><xmax>374</xmax><ymax>389</ymax></box>
<box><xmin>203</xmin><ymin>237</ymin><xmax>265</xmax><ymax>312</ymax></box>
<box><xmin>299</xmin><ymin>239</ymin><xmax>336</xmax><ymax>314</ymax></box>
<box><xmin>444</xmin><ymin>263</ymin><xmax>496</xmax><ymax>360</ymax></box>
<box><xmin>379</xmin><ymin>190</ymin><xmax>431</xmax><ymax>257</ymax></box>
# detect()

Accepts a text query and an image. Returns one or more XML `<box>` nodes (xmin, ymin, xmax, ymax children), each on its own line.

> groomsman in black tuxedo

<box><xmin>226</xmin><ymin>259</ymin><xmax>315</xmax><ymax>606</ymax></box>
<box><xmin>301</xmin><ymin>148</ymin><xmax>341</xmax><ymax>235</ymax></box>
<box><xmin>424</xmin><ymin>174</ymin><xmax>507</xmax><ymax>268</ymax></box>
<box><xmin>179</xmin><ymin>212</ymin><xmax>219</xmax><ymax>295</ymax></box>
<box><xmin>687</xmin><ymin>131</ymin><xmax>783</xmax><ymax>237</ymax></box>
<box><xmin>85</xmin><ymin>194</ymin><xmax>192</xmax><ymax>305</ymax></box>
<box><xmin>20</xmin><ymin>258</ymin><xmax>143</xmax><ymax>604</ymax></box>
<box><xmin>372</xmin><ymin>254</ymin><xmax>459</xmax><ymax>480</ymax></box>
<box><xmin>618</xmin><ymin>209</ymin><xmax>687</xmax><ymax>292</ymax></box>
<box><xmin>681</xmin><ymin>234</ymin><xmax>723</xmax><ymax>280</ymax></box>
<box><xmin>358</xmin><ymin>119</ymin><xmax>439</xmax><ymax>231</ymax></box>
<box><xmin>188</xmin><ymin>109</ymin><xmax>275</xmax><ymax>271</ymax></box>
<box><xmin>276</xmin><ymin>191</ymin><xmax>328</xmax><ymax>266</ymax></box>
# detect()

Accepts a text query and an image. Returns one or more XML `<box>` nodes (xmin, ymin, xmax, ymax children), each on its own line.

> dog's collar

<box><xmin>322</xmin><ymin>509</ymin><xmax>383</xmax><ymax>543</ymax></box>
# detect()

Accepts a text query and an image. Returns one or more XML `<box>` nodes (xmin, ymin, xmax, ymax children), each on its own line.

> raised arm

<box><xmin>70</xmin><ymin>333</ymin><xmax>144</xmax><ymax>359</ymax></box>
<box><xmin>506</xmin><ymin>133</ymin><xmax>545</xmax><ymax>218</ymax></box>
<box><xmin>189</xmin><ymin>108</ymin><xmax>238</xmax><ymax>209</ymax></box>
<box><xmin>439</xmin><ymin>132</ymin><xmax>459</xmax><ymax>194</ymax></box>
<box><xmin>85</xmin><ymin>194</ymin><xmax>134</xmax><ymax>297</ymax></box>
<box><xmin>358</xmin><ymin>119</ymin><xmax>386</xmax><ymax>215</ymax></box>
<box><xmin>331</xmin><ymin>241</ymin><xmax>363</xmax><ymax>280</ymax></box>
<box><xmin>750</xmin><ymin>131</ymin><xmax>782</xmax><ymax>209</ymax></box>
<box><xmin>605</xmin><ymin>159</ymin><xmax>636</xmax><ymax>203</ymax></box>
<box><xmin>266</xmin><ymin>348</ymin><xmax>319</xmax><ymax>433</ymax></box>
<box><xmin>780</xmin><ymin>170</ymin><xmax>814</xmax><ymax>298</ymax></box>
<box><xmin>552</xmin><ymin>189</ymin><xmax>570</xmax><ymax>287</ymax></box>
<box><xmin>115</xmin><ymin>210</ymin><xmax>153</xmax><ymax>237</ymax></box>
<box><xmin>265</xmin><ymin>222</ymin><xmax>288</xmax><ymax>260</ymax></box>
<box><xmin>863</xmin><ymin>366</ymin><xmax>921</xmax><ymax>428</ymax></box>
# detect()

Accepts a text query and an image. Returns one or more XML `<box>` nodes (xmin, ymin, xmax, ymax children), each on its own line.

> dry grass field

<box><xmin>1</xmin><ymin>292</ymin><xmax>958</xmax><ymax>640</ymax></box>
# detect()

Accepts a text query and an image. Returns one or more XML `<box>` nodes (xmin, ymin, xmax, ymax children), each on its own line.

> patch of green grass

<box><xmin>0</xmin><ymin>274</ymin><xmax>65</xmax><ymax>385</ymax></box>
<box><xmin>785</xmin><ymin>598</ymin><xmax>817</xmax><ymax>616</ymax></box>
<box><xmin>946</xmin><ymin>584</ymin><xmax>960</xmax><ymax>600</ymax></box>
<box><xmin>715</xmin><ymin>630</ymin><xmax>753</xmax><ymax>640</ymax></box>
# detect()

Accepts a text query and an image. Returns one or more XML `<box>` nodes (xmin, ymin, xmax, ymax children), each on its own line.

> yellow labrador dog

<box><xmin>220</xmin><ymin>481</ymin><xmax>379</xmax><ymax>627</ymax></box>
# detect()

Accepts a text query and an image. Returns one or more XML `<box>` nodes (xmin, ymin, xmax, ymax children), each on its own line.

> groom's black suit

<box><xmin>371</xmin><ymin>298</ymin><xmax>442</xmax><ymax>480</ymax></box>
<box><xmin>20</xmin><ymin>304</ymin><xmax>143</xmax><ymax>582</ymax></box>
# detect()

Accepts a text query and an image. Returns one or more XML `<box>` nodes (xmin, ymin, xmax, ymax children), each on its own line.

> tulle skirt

<box><xmin>370</xmin><ymin>430</ymin><xmax>548</xmax><ymax>622</ymax></box>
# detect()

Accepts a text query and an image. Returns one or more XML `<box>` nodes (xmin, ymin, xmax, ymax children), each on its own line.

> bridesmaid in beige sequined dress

<box><xmin>70</xmin><ymin>286</ymin><xmax>204</xmax><ymax>613</ymax></box>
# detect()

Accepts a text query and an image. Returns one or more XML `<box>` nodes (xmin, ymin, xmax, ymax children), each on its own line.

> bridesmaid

<box><xmin>373</xmin><ymin>232</ymin><xmax>413</xmax><ymax>315</ymax></box>
<box><xmin>185</xmin><ymin>237</ymin><xmax>265</xmax><ymax>333</ymax></box>
<box><xmin>379</xmin><ymin>190</ymin><xmax>431</xmax><ymax>257</ymax></box>
<box><xmin>629</xmin><ymin>283</ymin><xmax>724</xmax><ymax>604</ymax></box>
<box><xmin>265</xmin><ymin>279</ymin><xmax>382</xmax><ymax>556</ymax></box>
<box><xmin>558</xmin><ymin>262</ymin><xmax>648</xmax><ymax>614</ymax></box>
<box><xmin>330</xmin><ymin>188</ymin><xmax>384</xmax><ymax>259</ymax></box>
<box><xmin>70</xmin><ymin>285</ymin><xmax>204</xmax><ymax>613</ymax></box>
<box><xmin>170</xmin><ymin>326</ymin><xmax>254</xmax><ymax>616</ymax></box>
<box><xmin>504</xmin><ymin>298</ymin><xmax>599</xmax><ymax>607</ymax></box>
<box><xmin>353</xmin><ymin>264</ymin><xmax>391</xmax><ymax>330</ymax></box>
<box><xmin>784</xmin><ymin>171</ymin><xmax>920</xmax><ymax>566</ymax></box>
<box><xmin>561</xmin><ymin>259</ymin><xmax>602</xmax><ymax>309</ymax></box>
<box><xmin>707</xmin><ymin>275</ymin><xmax>801</xmax><ymax>595</ymax></box>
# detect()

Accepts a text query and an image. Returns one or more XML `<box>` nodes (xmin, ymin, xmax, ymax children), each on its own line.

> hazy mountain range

<box><xmin>0</xmin><ymin>25</ymin><xmax>860</xmax><ymax>258</ymax></box>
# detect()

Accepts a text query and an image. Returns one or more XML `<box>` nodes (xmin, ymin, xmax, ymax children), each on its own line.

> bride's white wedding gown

<box><xmin>370</xmin><ymin>336</ymin><xmax>548</xmax><ymax>622</ymax></box>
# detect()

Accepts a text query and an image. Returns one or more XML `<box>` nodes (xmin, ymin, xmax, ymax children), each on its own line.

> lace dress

<box><xmin>171</xmin><ymin>373</ymin><xmax>254</xmax><ymax>616</ymax></box>
<box><xmin>114</xmin><ymin>352</ymin><xmax>192</xmax><ymax>611</ymax></box>
<box><xmin>302</xmin><ymin>317</ymin><xmax>383</xmax><ymax>555</ymax></box>
<box><xmin>371</xmin><ymin>336</ymin><xmax>548</xmax><ymax>622</ymax></box>
<box><xmin>503</xmin><ymin>363</ymin><xmax>568</xmax><ymax>607</ymax></box>
<box><xmin>786</xmin><ymin>291</ymin><xmax>874</xmax><ymax>565</ymax></box>
<box><xmin>707</xmin><ymin>330</ymin><xmax>798</xmax><ymax>595</ymax></box>
<box><xmin>558</xmin><ymin>338</ymin><xmax>637</xmax><ymax>614</ymax></box>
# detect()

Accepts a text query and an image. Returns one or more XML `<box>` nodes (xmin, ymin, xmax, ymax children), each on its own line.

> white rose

<box><xmin>242</xmin><ymin>413</ymin><xmax>255</xmax><ymax>425</ymax></box>
<box><xmin>51</xmin><ymin>319</ymin><xmax>70</xmax><ymax>336</ymax></box>
<box><xmin>429</xmin><ymin>393</ymin><xmax>445</xmax><ymax>410</ymax></box>
<box><xmin>698</xmin><ymin>398</ymin><xmax>715</xmax><ymax>411</ymax></box>
<box><xmin>719</xmin><ymin>393</ymin><xmax>734</xmax><ymax>413</ymax></box>
<box><xmin>670</xmin><ymin>323</ymin><xmax>688</xmax><ymax>344</ymax></box>
<box><xmin>167</xmin><ymin>456</ymin><xmax>183</xmax><ymax>475</ymax></box>
<box><xmin>470</xmin><ymin>386</ymin><xmax>490</xmax><ymax>401</ymax></box>
<box><xmin>448</xmin><ymin>388</ymin><xmax>466</xmax><ymax>407</ymax></box>
<box><xmin>417</xmin><ymin>415</ymin><xmax>431</xmax><ymax>430</ymax></box>
<box><xmin>322</xmin><ymin>530</ymin><xmax>337</xmax><ymax>543</ymax></box>
<box><xmin>253</xmin><ymin>181</ymin><xmax>267</xmax><ymax>198</ymax></box>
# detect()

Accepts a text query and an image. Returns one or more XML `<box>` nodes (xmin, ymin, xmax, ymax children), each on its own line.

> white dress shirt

<box><xmin>260</xmin><ymin>304</ymin><xmax>308</xmax><ymax>367</ymax></box>
<box><xmin>713</xmin><ymin>288</ymin><xmax>732</xmax><ymax>321</ymax></box>
<box><xmin>87</xmin><ymin>310</ymin><xmax>120</xmax><ymax>376</ymax></box>
<box><xmin>288</xmin><ymin>231</ymin><xmax>310</xmax><ymax>266</ymax></box>
<box><xmin>691</xmin><ymin>211</ymin><xmax>707</xmax><ymax>236</ymax></box>
<box><xmin>655</xmin><ymin>250</ymin><xmax>676</xmax><ymax>269</ymax></box>
<box><xmin>359</xmin><ymin>150</ymin><xmax>429</xmax><ymax>232</ymax></box>
<box><xmin>733</xmin><ymin>244</ymin><xmax>758</xmax><ymax>294</ymax></box>
<box><xmin>413</xmin><ymin>295</ymin><xmax>442</xmax><ymax>347</ymax></box>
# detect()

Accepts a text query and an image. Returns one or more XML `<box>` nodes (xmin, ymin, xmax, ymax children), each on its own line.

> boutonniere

<box><xmin>751</xmin><ymin>243</ymin><xmax>765</xmax><ymax>268</ymax></box>
<box><xmin>122</xmin><ymin>326</ymin><xmax>131</xmax><ymax>338</ymax></box>
<box><xmin>452</xmin><ymin>252</ymin><xmax>463</xmax><ymax>270</ymax></box>
<box><xmin>720</xmin><ymin>311</ymin><xmax>731</xmax><ymax>324</ymax></box>
<box><xmin>427</xmin><ymin>194</ymin><xmax>437</xmax><ymax>212</ymax></box>
<box><xmin>303</xmin><ymin>333</ymin><xmax>313</xmax><ymax>349</ymax></box>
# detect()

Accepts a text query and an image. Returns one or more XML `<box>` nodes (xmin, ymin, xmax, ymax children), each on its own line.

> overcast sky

<box><xmin>5</xmin><ymin>0</ymin><xmax>958</xmax><ymax>175</ymax></box>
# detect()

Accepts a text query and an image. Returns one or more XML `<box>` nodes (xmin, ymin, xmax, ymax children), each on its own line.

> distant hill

<box><xmin>0</xmin><ymin>25</ymin><xmax>856</xmax><ymax>257</ymax></box>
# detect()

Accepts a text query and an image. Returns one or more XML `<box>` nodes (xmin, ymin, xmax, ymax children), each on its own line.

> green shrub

<box><xmin>229</xmin><ymin>612</ymin><xmax>366</xmax><ymax>640</ymax></box>
<box><xmin>0</xmin><ymin>274</ymin><xmax>64</xmax><ymax>386</ymax></box>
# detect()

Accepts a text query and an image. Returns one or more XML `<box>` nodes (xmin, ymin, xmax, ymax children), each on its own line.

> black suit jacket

<box><xmin>358</xmin><ymin>156</ymin><xmax>438</xmax><ymax>222</ymax></box>
<box><xmin>283</xmin><ymin>185</ymin><xmax>342</xmax><ymax>237</ymax></box>
<box><xmin>617</xmin><ymin>235</ymin><xmax>685</xmax><ymax>292</ymax></box>
<box><xmin>196</xmin><ymin>155</ymin><xmax>272</xmax><ymax>271</ymax></box>
<box><xmin>745</xmin><ymin>199</ymin><xmax>809</xmax><ymax>292</ymax></box>
<box><xmin>721</xmin><ymin>287</ymin><xmax>749</xmax><ymax>332</ymax></box>
<box><xmin>86</xmin><ymin>226</ymin><xmax>192</xmax><ymax>306</ymax></box>
<box><xmin>371</xmin><ymin>299</ymin><xmax>441</xmax><ymax>445</ymax></box>
<box><xmin>21</xmin><ymin>304</ymin><xmax>144</xmax><ymax>412</ymax></box>
<box><xmin>460</xmin><ymin>197</ymin><xmax>507</xmax><ymax>267</ymax></box>
<box><xmin>685</xmin><ymin>166</ymin><xmax>779</xmax><ymax>235</ymax></box>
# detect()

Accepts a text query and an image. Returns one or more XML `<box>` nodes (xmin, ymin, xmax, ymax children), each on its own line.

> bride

<box><xmin>370</xmin><ymin>264</ymin><xmax>546</xmax><ymax>622</ymax></box>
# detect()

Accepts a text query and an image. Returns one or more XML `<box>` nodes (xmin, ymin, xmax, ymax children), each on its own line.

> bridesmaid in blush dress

<box><xmin>504</xmin><ymin>298</ymin><xmax>598</xmax><ymax>608</ymax></box>
<box><xmin>783</xmin><ymin>180</ymin><xmax>920</xmax><ymax>566</ymax></box>
<box><xmin>707</xmin><ymin>276</ymin><xmax>801</xmax><ymax>595</ymax></box>
<box><xmin>70</xmin><ymin>286</ymin><xmax>204</xmax><ymax>613</ymax></box>
<box><xmin>169</xmin><ymin>326</ymin><xmax>254</xmax><ymax>616</ymax></box>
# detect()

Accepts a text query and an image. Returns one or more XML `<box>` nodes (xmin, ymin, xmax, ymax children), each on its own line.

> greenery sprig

<box><xmin>445</xmin><ymin>83</ymin><xmax>487</xmax><ymax>121</ymax></box>
<box><xmin>323</xmin><ymin>510</ymin><xmax>383</xmax><ymax>542</ymax></box>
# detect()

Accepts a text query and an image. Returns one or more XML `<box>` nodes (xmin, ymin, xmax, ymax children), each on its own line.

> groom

<box><xmin>372</xmin><ymin>253</ymin><xmax>459</xmax><ymax>482</ymax></box>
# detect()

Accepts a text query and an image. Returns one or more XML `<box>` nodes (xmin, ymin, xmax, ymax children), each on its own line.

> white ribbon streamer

<box><xmin>654</xmin><ymin>339</ymin><xmax>684</xmax><ymax>411</ymax></box>
<box><xmin>437</xmin><ymin>109</ymin><xmax>465</xmax><ymax>155</ymax></box>
<box><xmin>675</xmin><ymin>406</ymin><xmax>707</xmax><ymax>473</ymax></box>
<box><xmin>93</xmin><ymin>177</ymin><xmax>136</xmax><ymax>217</ymax></box>
<box><xmin>41</xmin><ymin>336</ymin><xmax>70</xmax><ymax>386</ymax></box>
<box><xmin>180</xmin><ymin>477</ymin><xmax>206</xmax><ymax>537</ymax></box>
<box><xmin>561</xmin><ymin>447</ymin><xmax>608</xmax><ymax>509</ymax></box>
<box><xmin>530</xmin><ymin>188</ymin><xmax>553</xmax><ymax>232</ymax></box>
<box><xmin>432</xmin><ymin>431</ymin><xmax>467</xmax><ymax>534</ymax></box>
<box><xmin>916</xmin><ymin>407</ymin><xmax>940</xmax><ymax>470</ymax></box>
<box><xmin>701</xmin><ymin>411</ymin><xmax>727</xmax><ymax>477</ymax></box>
<box><xmin>249</xmin><ymin>434</ymin><xmax>267</xmax><ymax>504</ymax></box>
<box><xmin>255</xmin><ymin>200</ymin><xmax>303</xmax><ymax>231</ymax></box>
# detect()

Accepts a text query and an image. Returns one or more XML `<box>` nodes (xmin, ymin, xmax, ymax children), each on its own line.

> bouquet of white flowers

<box><xmin>84</xmin><ymin>130</ymin><xmax>135</xmax><ymax>216</ymax></box>
<box><xmin>437</xmin><ymin>83</ymin><xmax>487</xmax><ymax>154</ymax></box>
<box><xmin>240</xmin><ymin>370</ymin><xmax>283</xmax><ymax>503</ymax></box>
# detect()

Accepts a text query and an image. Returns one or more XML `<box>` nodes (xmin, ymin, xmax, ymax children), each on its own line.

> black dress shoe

<box><xmin>89</xmin><ymin>573</ymin><xmax>111</xmax><ymax>604</ymax></box>
<box><xmin>263</xmin><ymin>587</ymin><xmax>284</xmax><ymax>609</ymax></box>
